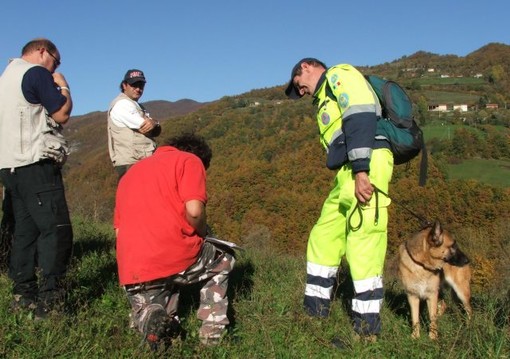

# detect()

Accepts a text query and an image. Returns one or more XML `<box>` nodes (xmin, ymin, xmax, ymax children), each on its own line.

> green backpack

<box><xmin>365</xmin><ymin>75</ymin><xmax>427</xmax><ymax>186</ymax></box>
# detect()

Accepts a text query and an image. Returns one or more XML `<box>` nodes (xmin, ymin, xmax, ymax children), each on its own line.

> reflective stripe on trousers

<box><xmin>304</xmin><ymin>262</ymin><xmax>337</xmax><ymax>317</ymax></box>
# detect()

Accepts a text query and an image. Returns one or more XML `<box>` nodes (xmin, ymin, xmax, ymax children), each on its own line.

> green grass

<box><xmin>447</xmin><ymin>158</ymin><xmax>510</xmax><ymax>188</ymax></box>
<box><xmin>421</xmin><ymin>90</ymin><xmax>481</xmax><ymax>104</ymax></box>
<box><xmin>0</xmin><ymin>218</ymin><xmax>508</xmax><ymax>358</ymax></box>
<box><xmin>415</xmin><ymin>77</ymin><xmax>485</xmax><ymax>86</ymax></box>
<box><xmin>423</xmin><ymin>124</ymin><xmax>463</xmax><ymax>141</ymax></box>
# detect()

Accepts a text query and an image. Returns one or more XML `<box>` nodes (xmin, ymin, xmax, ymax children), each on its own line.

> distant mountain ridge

<box><xmin>142</xmin><ymin>99</ymin><xmax>207</xmax><ymax>120</ymax></box>
<box><xmin>360</xmin><ymin>42</ymin><xmax>510</xmax><ymax>83</ymax></box>
<box><xmin>67</xmin><ymin>98</ymin><xmax>207</xmax><ymax>130</ymax></box>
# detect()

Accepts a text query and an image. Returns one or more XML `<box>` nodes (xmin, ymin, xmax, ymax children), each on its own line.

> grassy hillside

<box><xmin>421</xmin><ymin>90</ymin><xmax>481</xmax><ymax>104</ymax></box>
<box><xmin>416</xmin><ymin>77</ymin><xmax>485</xmax><ymax>86</ymax></box>
<box><xmin>422</xmin><ymin>124</ymin><xmax>462</xmax><ymax>140</ymax></box>
<box><xmin>447</xmin><ymin>159</ymin><xmax>510</xmax><ymax>188</ymax></box>
<box><xmin>0</xmin><ymin>220</ymin><xmax>508</xmax><ymax>358</ymax></box>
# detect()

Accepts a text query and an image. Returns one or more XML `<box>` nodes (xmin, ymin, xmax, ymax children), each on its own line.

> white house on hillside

<box><xmin>428</xmin><ymin>104</ymin><xmax>448</xmax><ymax>111</ymax></box>
<box><xmin>428</xmin><ymin>104</ymin><xmax>468</xmax><ymax>112</ymax></box>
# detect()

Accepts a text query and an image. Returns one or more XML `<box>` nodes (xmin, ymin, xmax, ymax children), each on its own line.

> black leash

<box><xmin>348</xmin><ymin>185</ymin><xmax>432</xmax><ymax>232</ymax></box>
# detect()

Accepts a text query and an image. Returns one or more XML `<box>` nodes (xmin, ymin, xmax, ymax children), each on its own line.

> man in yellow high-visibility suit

<box><xmin>285</xmin><ymin>58</ymin><xmax>393</xmax><ymax>342</ymax></box>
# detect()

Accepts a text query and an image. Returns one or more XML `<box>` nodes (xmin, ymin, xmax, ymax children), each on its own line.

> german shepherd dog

<box><xmin>398</xmin><ymin>220</ymin><xmax>472</xmax><ymax>339</ymax></box>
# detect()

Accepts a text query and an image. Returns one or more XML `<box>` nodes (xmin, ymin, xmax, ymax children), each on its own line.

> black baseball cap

<box><xmin>123</xmin><ymin>69</ymin><xmax>146</xmax><ymax>84</ymax></box>
<box><xmin>284</xmin><ymin>58</ymin><xmax>326</xmax><ymax>99</ymax></box>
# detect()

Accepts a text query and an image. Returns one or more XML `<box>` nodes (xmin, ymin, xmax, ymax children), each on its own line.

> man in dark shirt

<box><xmin>0</xmin><ymin>38</ymin><xmax>73</xmax><ymax>319</ymax></box>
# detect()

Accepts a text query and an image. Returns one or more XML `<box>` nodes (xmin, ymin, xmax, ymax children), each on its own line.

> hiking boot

<box><xmin>330</xmin><ymin>336</ymin><xmax>351</xmax><ymax>350</ymax></box>
<box><xmin>142</xmin><ymin>306</ymin><xmax>171</xmax><ymax>351</ymax></box>
<box><xmin>34</xmin><ymin>301</ymin><xmax>58</xmax><ymax>321</ymax></box>
<box><xmin>167</xmin><ymin>316</ymin><xmax>184</xmax><ymax>340</ymax></box>
<box><xmin>10</xmin><ymin>295</ymin><xmax>37</xmax><ymax>313</ymax></box>
<box><xmin>199</xmin><ymin>323</ymin><xmax>226</xmax><ymax>346</ymax></box>
<box><xmin>199</xmin><ymin>336</ymin><xmax>222</xmax><ymax>346</ymax></box>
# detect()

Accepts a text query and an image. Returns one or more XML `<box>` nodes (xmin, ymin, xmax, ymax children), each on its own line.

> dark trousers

<box><xmin>115</xmin><ymin>164</ymin><xmax>132</xmax><ymax>180</ymax></box>
<box><xmin>1</xmin><ymin>188</ymin><xmax>15</xmax><ymax>270</ymax></box>
<box><xmin>0</xmin><ymin>160</ymin><xmax>73</xmax><ymax>303</ymax></box>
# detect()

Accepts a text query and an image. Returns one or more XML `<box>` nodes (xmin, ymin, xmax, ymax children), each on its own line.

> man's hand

<box><xmin>52</xmin><ymin>72</ymin><xmax>69</xmax><ymax>89</ymax></box>
<box><xmin>354</xmin><ymin>171</ymin><xmax>373</xmax><ymax>204</ymax></box>
<box><xmin>42</xmin><ymin>145</ymin><xmax>67</xmax><ymax>165</ymax></box>
<box><xmin>50</xmin><ymin>72</ymin><xmax>73</xmax><ymax>124</ymax></box>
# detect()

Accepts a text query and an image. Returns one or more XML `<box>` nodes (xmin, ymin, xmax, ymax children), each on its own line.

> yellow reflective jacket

<box><xmin>313</xmin><ymin>64</ymin><xmax>383</xmax><ymax>173</ymax></box>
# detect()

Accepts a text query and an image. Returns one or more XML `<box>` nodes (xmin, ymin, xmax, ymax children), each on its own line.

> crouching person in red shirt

<box><xmin>114</xmin><ymin>132</ymin><xmax>235</xmax><ymax>349</ymax></box>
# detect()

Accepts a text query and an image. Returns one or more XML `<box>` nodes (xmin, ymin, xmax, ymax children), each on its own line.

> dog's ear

<box><xmin>428</xmin><ymin>220</ymin><xmax>443</xmax><ymax>247</ymax></box>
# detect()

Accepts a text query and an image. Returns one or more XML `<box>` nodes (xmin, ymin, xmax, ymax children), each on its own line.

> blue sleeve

<box><xmin>343</xmin><ymin>111</ymin><xmax>377</xmax><ymax>173</ymax></box>
<box><xmin>21</xmin><ymin>67</ymin><xmax>66</xmax><ymax>115</ymax></box>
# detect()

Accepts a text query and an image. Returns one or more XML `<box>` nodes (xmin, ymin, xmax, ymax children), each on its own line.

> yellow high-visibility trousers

<box><xmin>304</xmin><ymin>148</ymin><xmax>393</xmax><ymax>335</ymax></box>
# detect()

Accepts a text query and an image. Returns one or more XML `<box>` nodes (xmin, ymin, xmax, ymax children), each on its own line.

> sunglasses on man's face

<box><xmin>46</xmin><ymin>49</ymin><xmax>61</xmax><ymax>68</ymax></box>
<box><xmin>129</xmin><ymin>82</ymin><xmax>145</xmax><ymax>89</ymax></box>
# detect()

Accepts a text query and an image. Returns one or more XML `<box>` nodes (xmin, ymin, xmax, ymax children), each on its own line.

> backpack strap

<box><xmin>324</xmin><ymin>80</ymin><xmax>336</xmax><ymax>102</ymax></box>
<box><xmin>418</xmin><ymin>142</ymin><xmax>428</xmax><ymax>186</ymax></box>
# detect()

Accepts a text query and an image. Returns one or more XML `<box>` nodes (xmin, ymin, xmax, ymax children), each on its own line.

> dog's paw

<box><xmin>437</xmin><ymin>299</ymin><xmax>447</xmax><ymax>316</ymax></box>
<box><xmin>411</xmin><ymin>325</ymin><xmax>420</xmax><ymax>339</ymax></box>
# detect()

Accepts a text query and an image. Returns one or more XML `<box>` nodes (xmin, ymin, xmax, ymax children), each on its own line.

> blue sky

<box><xmin>1</xmin><ymin>0</ymin><xmax>508</xmax><ymax>116</ymax></box>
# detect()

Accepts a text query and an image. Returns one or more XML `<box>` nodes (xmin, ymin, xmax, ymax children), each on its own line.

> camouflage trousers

<box><xmin>124</xmin><ymin>241</ymin><xmax>235</xmax><ymax>342</ymax></box>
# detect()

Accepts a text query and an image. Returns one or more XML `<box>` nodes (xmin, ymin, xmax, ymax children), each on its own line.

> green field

<box><xmin>447</xmin><ymin>158</ymin><xmax>510</xmax><ymax>188</ymax></box>
<box><xmin>407</xmin><ymin>76</ymin><xmax>485</xmax><ymax>104</ymax></box>
<box><xmin>416</xmin><ymin>77</ymin><xmax>485</xmax><ymax>86</ymax></box>
<box><xmin>422</xmin><ymin>124</ymin><xmax>462</xmax><ymax>141</ymax></box>
<box><xmin>423</xmin><ymin>124</ymin><xmax>508</xmax><ymax>141</ymax></box>
<box><xmin>421</xmin><ymin>90</ymin><xmax>481</xmax><ymax>104</ymax></box>
<box><xmin>422</xmin><ymin>125</ymin><xmax>510</xmax><ymax>187</ymax></box>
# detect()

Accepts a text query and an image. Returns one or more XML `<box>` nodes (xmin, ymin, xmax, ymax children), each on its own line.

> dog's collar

<box><xmin>405</xmin><ymin>241</ymin><xmax>442</xmax><ymax>273</ymax></box>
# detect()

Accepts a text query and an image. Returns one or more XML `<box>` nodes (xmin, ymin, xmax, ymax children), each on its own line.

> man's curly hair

<box><xmin>165</xmin><ymin>133</ymin><xmax>212</xmax><ymax>169</ymax></box>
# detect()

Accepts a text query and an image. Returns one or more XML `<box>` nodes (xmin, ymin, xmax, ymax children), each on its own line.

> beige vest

<box><xmin>107</xmin><ymin>93</ymin><xmax>156</xmax><ymax>166</ymax></box>
<box><xmin>0</xmin><ymin>59</ymin><xmax>67</xmax><ymax>169</ymax></box>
